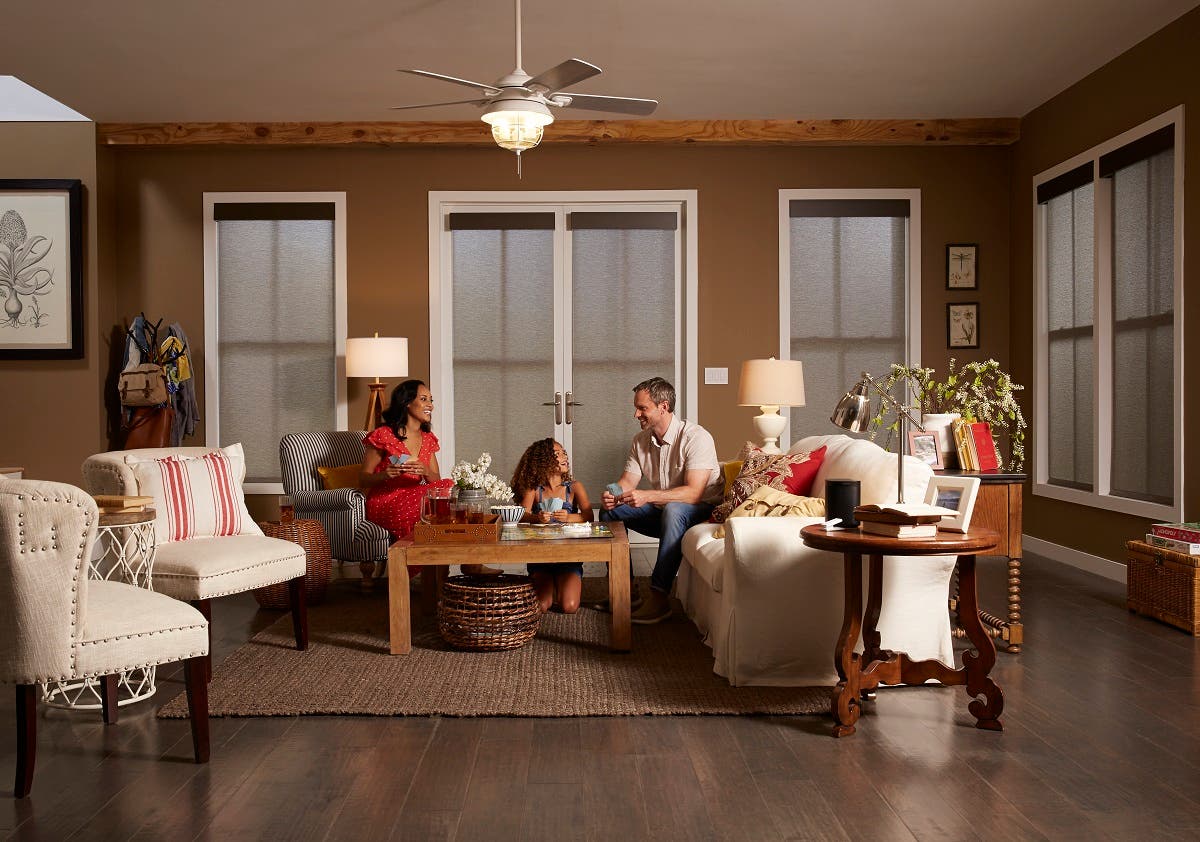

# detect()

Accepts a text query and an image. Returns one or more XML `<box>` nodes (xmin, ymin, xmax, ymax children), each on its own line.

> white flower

<box><xmin>450</xmin><ymin>452</ymin><xmax>511</xmax><ymax>500</ymax></box>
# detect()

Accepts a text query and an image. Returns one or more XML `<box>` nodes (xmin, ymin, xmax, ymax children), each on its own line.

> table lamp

<box><xmin>738</xmin><ymin>358</ymin><xmax>806</xmax><ymax>454</ymax></box>
<box><xmin>346</xmin><ymin>334</ymin><xmax>409</xmax><ymax>432</ymax></box>
<box><xmin>830</xmin><ymin>371</ymin><xmax>923</xmax><ymax>503</ymax></box>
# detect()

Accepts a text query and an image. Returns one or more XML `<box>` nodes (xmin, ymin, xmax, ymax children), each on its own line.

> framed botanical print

<box><xmin>947</xmin><ymin>302</ymin><xmax>980</xmax><ymax>349</ymax></box>
<box><xmin>946</xmin><ymin>243</ymin><xmax>978</xmax><ymax>289</ymax></box>
<box><xmin>0</xmin><ymin>179</ymin><xmax>84</xmax><ymax>359</ymax></box>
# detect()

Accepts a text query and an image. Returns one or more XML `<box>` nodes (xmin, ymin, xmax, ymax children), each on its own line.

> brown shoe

<box><xmin>631</xmin><ymin>593</ymin><xmax>672</xmax><ymax>625</ymax></box>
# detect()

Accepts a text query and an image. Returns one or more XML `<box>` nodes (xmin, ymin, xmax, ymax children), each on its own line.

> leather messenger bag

<box><xmin>118</xmin><ymin>363</ymin><xmax>169</xmax><ymax>407</ymax></box>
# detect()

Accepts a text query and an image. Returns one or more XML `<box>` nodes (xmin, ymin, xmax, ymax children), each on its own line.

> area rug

<box><xmin>158</xmin><ymin>578</ymin><xmax>827</xmax><ymax>718</ymax></box>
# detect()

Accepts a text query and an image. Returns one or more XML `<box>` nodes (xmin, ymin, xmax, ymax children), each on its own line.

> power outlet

<box><xmin>704</xmin><ymin>367</ymin><xmax>728</xmax><ymax>385</ymax></box>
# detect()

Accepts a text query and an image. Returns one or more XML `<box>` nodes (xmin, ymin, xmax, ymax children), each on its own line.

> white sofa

<box><xmin>676</xmin><ymin>434</ymin><xmax>956</xmax><ymax>687</ymax></box>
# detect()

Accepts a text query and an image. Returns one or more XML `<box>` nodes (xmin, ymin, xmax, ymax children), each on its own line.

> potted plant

<box><xmin>870</xmin><ymin>359</ymin><xmax>1027</xmax><ymax>472</ymax></box>
<box><xmin>449</xmin><ymin>452</ymin><xmax>514</xmax><ymax>519</ymax></box>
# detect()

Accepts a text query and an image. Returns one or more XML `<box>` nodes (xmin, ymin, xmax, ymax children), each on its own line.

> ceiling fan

<box><xmin>393</xmin><ymin>0</ymin><xmax>658</xmax><ymax>172</ymax></box>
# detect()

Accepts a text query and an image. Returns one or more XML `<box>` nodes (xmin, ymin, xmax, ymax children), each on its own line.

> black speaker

<box><xmin>825</xmin><ymin>479</ymin><xmax>861</xmax><ymax>528</ymax></box>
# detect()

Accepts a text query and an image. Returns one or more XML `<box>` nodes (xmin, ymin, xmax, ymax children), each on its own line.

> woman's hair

<box><xmin>511</xmin><ymin>438</ymin><xmax>570</xmax><ymax>497</ymax></box>
<box><xmin>380</xmin><ymin>379</ymin><xmax>431</xmax><ymax>439</ymax></box>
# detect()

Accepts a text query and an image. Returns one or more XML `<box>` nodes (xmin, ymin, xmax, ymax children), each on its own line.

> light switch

<box><xmin>704</xmin><ymin>367</ymin><xmax>728</xmax><ymax>385</ymax></box>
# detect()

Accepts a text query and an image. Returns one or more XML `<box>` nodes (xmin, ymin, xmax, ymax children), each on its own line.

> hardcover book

<box><xmin>1151</xmin><ymin>522</ymin><xmax>1200</xmax><ymax>544</ymax></box>
<box><xmin>861</xmin><ymin>521</ymin><xmax>938</xmax><ymax>539</ymax></box>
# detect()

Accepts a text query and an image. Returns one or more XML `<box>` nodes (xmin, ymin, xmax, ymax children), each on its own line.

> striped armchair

<box><xmin>279</xmin><ymin>432</ymin><xmax>390</xmax><ymax>589</ymax></box>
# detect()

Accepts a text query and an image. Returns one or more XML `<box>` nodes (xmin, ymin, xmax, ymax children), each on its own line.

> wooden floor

<box><xmin>3</xmin><ymin>554</ymin><xmax>1199</xmax><ymax>841</ymax></box>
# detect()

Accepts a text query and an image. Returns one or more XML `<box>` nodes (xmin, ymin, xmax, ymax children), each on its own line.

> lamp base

<box><xmin>751</xmin><ymin>407</ymin><xmax>787</xmax><ymax>454</ymax></box>
<box><xmin>364</xmin><ymin>383</ymin><xmax>387</xmax><ymax>432</ymax></box>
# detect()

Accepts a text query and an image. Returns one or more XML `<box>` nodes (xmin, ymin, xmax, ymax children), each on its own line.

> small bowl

<box><xmin>490</xmin><ymin>504</ymin><xmax>525</xmax><ymax>526</ymax></box>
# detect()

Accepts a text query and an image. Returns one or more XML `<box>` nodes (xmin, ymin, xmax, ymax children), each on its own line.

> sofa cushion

<box><xmin>151</xmin><ymin>534</ymin><xmax>307</xmax><ymax>601</ymax></box>
<box><xmin>712</xmin><ymin>446</ymin><xmax>826</xmax><ymax>522</ymax></box>
<box><xmin>75</xmin><ymin>580</ymin><xmax>209</xmax><ymax>678</ymax></box>
<box><xmin>712</xmin><ymin>486</ymin><xmax>825</xmax><ymax>538</ymax></box>
<box><xmin>793</xmin><ymin>434</ymin><xmax>933</xmax><ymax>506</ymax></box>
<box><xmin>681</xmin><ymin>523</ymin><xmax>727</xmax><ymax>592</ymax></box>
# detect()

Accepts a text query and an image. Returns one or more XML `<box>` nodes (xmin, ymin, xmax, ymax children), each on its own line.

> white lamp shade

<box><xmin>738</xmin><ymin>358</ymin><xmax>806</xmax><ymax>407</ymax></box>
<box><xmin>346</xmin><ymin>337</ymin><xmax>409</xmax><ymax>379</ymax></box>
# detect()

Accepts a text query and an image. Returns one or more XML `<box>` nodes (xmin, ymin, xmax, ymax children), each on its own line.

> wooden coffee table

<box><xmin>387</xmin><ymin>522</ymin><xmax>632</xmax><ymax>655</ymax></box>
<box><xmin>800</xmin><ymin>524</ymin><xmax>1004</xmax><ymax>738</ymax></box>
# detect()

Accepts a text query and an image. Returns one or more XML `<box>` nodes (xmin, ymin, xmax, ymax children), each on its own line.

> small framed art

<box><xmin>907</xmin><ymin>430</ymin><xmax>943</xmax><ymax>469</ymax></box>
<box><xmin>923</xmin><ymin>474</ymin><xmax>980</xmax><ymax>532</ymax></box>
<box><xmin>947</xmin><ymin>302</ymin><xmax>980</xmax><ymax>349</ymax></box>
<box><xmin>946</xmin><ymin>243</ymin><xmax>977</xmax><ymax>289</ymax></box>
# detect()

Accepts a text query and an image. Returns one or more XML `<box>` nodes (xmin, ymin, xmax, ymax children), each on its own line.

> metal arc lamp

<box><xmin>738</xmin><ymin>358</ymin><xmax>806</xmax><ymax>454</ymax></box>
<box><xmin>830</xmin><ymin>371</ymin><xmax>924</xmax><ymax>504</ymax></box>
<box><xmin>346</xmin><ymin>334</ymin><xmax>409</xmax><ymax>432</ymax></box>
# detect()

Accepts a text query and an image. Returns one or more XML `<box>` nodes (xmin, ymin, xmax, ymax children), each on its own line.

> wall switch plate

<box><xmin>704</xmin><ymin>367</ymin><xmax>728</xmax><ymax>385</ymax></box>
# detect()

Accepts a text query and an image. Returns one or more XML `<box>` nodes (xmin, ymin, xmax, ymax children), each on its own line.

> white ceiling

<box><xmin>5</xmin><ymin>0</ymin><xmax>1197</xmax><ymax>123</ymax></box>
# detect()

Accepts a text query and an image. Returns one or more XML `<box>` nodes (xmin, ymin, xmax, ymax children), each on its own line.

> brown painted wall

<box><xmin>109</xmin><ymin>143</ymin><xmax>1011</xmax><ymax>463</ymax></box>
<box><xmin>0</xmin><ymin>122</ymin><xmax>105</xmax><ymax>482</ymax></box>
<box><xmin>1011</xmin><ymin>7</ymin><xmax>1200</xmax><ymax>560</ymax></box>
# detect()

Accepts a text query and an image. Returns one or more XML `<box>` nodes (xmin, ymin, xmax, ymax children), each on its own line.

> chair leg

<box><xmin>289</xmin><ymin>575</ymin><xmax>309</xmax><ymax>650</ymax></box>
<box><xmin>100</xmin><ymin>674</ymin><xmax>119</xmax><ymax>725</ymax></box>
<box><xmin>183</xmin><ymin>656</ymin><xmax>210</xmax><ymax>763</ymax></box>
<box><xmin>359</xmin><ymin>560</ymin><xmax>376</xmax><ymax>591</ymax></box>
<box><xmin>191</xmin><ymin>599</ymin><xmax>213</xmax><ymax>682</ymax></box>
<box><xmin>14</xmin><ymin>684</ymin><xmax>36</xmax><ymax>798</ymax></box>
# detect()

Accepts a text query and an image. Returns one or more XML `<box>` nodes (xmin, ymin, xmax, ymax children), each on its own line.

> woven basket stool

<box><xmin>254</xmin><ymin>518</ymin><xmax>332</xmax><ymax>608</ymax></box>
<box><xmin>438</xmin><ymin>574</ymin><xmax>542</xmax><ymax>651</ymax></box>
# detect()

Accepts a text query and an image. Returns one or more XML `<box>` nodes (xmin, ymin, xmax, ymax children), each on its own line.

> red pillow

<box><xmin>781</xmin><ymin>444</ymin><xmax>825</xmax><ymax>496</ymax></box>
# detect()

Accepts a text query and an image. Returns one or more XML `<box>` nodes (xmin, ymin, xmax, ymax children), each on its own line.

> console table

<box><xmin>937</xmin><ymin>470</ymin><xmax>1026</xmax><ymax>653</ymax></box>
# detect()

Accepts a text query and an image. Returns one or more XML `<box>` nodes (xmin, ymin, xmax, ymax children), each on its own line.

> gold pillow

<box><xmin>317</xmin><ymin>463</ymin><xmax>362</xmax><ymax>490</ymax></box>
<box><xmin>721</xmin><ymin>460</ymin><xmax>744</xmax><ymax>496</ymax></box>
<box><xmin>712</xmin><ymin>485</ymin><xmax>825</xmax><ymax>538</ymax></box>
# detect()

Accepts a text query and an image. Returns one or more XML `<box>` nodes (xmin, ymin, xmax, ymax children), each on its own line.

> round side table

<box><xmin>42</xmin><ymin>509</ymin><xmax>159</xmax><ymax>710</ymax></box>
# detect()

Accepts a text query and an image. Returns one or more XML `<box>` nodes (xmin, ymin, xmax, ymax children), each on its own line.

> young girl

<box><xmin>510</xmin><ymin>438</ymin><xmax>593</xmax><ymax>613</ymax></box>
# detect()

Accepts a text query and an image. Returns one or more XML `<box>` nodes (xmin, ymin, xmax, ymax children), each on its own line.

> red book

<box><xmin>1152</xmin><ymin>523</ymin><xmax>1200</xmax><ymax>543</ymax></box>
<box><xmin>969</xmin><ymin>422</ymin><xmax>1000</xmax><ymax>472</ymax></box>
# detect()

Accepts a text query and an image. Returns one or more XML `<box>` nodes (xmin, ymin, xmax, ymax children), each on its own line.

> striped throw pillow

<box><xmin>127</xmin><ymin>444</ymin><xmax>263</xmax><ymax>543</ymax></box>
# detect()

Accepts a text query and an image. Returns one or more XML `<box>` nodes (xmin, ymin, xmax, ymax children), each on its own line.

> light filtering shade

<box><xmin>738</xmin><ymin>358</ymin><xmax>806</xmax><ymax>407</ymax></box>
<box><xmin>346</xmin><ymin>337</ymin><xmax>409</xmax><ymax>378</ymax></box>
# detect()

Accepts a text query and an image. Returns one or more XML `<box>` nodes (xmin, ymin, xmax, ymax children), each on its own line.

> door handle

<box><xmin>541</xmin><ymin>392</ymin><xmax>563</xmax><ymax>425</ymax></box>
<box><xmin>565</xmin><ymin>392</ymin><xmax>583</xmax><ymax>425</ymax></box>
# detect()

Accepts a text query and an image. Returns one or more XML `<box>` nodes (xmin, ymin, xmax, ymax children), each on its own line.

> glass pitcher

<box><xmin>420</xmin><ymin>485</ymin><xmax>454</xmax><ymax>524</ymax></box>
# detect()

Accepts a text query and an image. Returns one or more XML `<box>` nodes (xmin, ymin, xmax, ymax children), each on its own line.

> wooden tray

<box><xmin>413</xmin><ymin>513</ymin><xmax>501</xmax><ymax>544</ymax></box>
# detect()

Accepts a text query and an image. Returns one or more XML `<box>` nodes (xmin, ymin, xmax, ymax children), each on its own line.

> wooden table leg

<box><xmin>388</xmin><ymin>543</ymin><xmax>411</xmax><ymax>655</ymax></box>
<box><xmin>1007</xmin><ymin>554</ymin><xmax>1023</xmax><ymax>652</ymax></box>
<box><xmin>609</xmin><ymin>536</ymin><xmax>632</xmax><ymax>652</ymax></box>
<box><xmin>956</xmin><ymin>553</ymin><xmax>1004</xmax><ymax>731</ymax></box>
<box><xmin>831</xmin><ymin>551</ymin><xmax>864</xmax><ymax>738</ymax></box>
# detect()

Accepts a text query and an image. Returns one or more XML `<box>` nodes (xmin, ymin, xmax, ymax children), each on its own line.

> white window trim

<box><xmin>202</xmin><ymin>191</ymin><xmax>349</xmax><ymax>495</ymax></box>
<box><xmin>1032</xmin><ymin>106</ymin><xmax>1184</xmax><ymax>520</ymax></box>
<box><xmin>427</xmin><ymin>190</ymin><xmax>698</xmax><ymax>469</ymax></box>
<box><xmin>777</xmin><ymin>189</ymin><xmax>922</xmax><ymax>451</ymax></box>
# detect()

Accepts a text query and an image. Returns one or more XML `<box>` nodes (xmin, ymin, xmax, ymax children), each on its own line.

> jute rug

<box><xmin>158</xmin><ymin>577</ymin><xmax>827</xmax><ymax>718</ymax></box>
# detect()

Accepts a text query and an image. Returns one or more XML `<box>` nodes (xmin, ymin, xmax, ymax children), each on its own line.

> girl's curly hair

<box><xmin>511</xmin><ymin>438</ymin><xmax>571</xmax><ymax>498</ymax></box>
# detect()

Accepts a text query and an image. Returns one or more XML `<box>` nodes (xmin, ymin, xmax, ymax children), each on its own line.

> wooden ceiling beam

<box><xmin>97</xmin><ymin>118</ymin><xmax>1019</xmax><ymax>147</ymax></box>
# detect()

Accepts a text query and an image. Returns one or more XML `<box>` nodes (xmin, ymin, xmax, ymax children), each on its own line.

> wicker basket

<box><xmin>437</xmin><ymin>574</ymin><xmax>541</xmax><ymax>651</ymax></box>
<box><xmin>254</xmin><ymin>518</ymin><xmax>333</xmax><ymax>609</ymax></box>
<box><xmin>1127</xmin><ymin>540</ymin><xmax>1200</xmax><ymax>635</ymax></box>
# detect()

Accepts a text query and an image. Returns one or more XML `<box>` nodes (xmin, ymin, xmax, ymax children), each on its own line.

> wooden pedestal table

<box><xmin>799</xmin><ymin>525</ymin><xmax>1005</xmax><ymax>738</ymax></box>
<box><xmin>387</xmin><ymin>522</ymin><xmax>632</xmax><ymax>655</ymax></box>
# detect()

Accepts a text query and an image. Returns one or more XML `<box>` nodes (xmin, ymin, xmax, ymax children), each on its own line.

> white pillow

<box><xmin>126</xmin><ymin>443</ymin><xmax>263</xmax><ymax>543</ymax></box>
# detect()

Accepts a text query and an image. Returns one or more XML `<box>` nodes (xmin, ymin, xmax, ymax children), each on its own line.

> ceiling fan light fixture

<box><xmin>482</xmin><ymin>99</ymin><xmax>553</xmax><ymax>152</ymax></box>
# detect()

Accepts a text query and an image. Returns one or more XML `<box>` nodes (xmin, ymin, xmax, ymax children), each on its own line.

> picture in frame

<box><xmin>947</xmin><ymin>302</ymin><xmax>980</xmax><ymax>349</ymax></box>
<box><xmin>907</xmin><ymin>430</ymin><xmax>943</xmax><ymax>469</ymax></box>
<box><xmin>0</xmin><ymin>179</ymin><xmax>84</xmax><ymax>360</ymax></box>
<box><xmin>923</xmin><ymin>475</ymin><xmax>980</xmax><ymax>533</ymax></box>
<box><xmin>946</xmin><ymin>243</ymin><xmax>977</xmax><ymax>289</ymax></box>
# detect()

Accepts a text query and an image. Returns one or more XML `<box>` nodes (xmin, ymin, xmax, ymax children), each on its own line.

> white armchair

<box><xmin>0</xmin><ymin>479</ymin><xmax>210</xmax><ymax>798</ymax></box>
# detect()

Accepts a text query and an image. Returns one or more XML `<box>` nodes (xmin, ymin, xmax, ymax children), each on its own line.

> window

<box><xmin>779</xmin><ymin>191</ymin><xmax>921</xmax><ymax>447</ymax></box>
<box><xmin>203</xmin><ymin>194</ymin><xmax>348</xmax><ymax>492</ymax></box>
<box><xmin>1034</xmin><ymin>109</ymin><xmax>1183</xmax><ymax>519</ymax></box>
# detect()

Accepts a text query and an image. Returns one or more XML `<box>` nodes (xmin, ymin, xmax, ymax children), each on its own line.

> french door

<box><xmin>430</xmin><ymin>192</ymin><xmax>697</xmax><ymax>496</ymax></box>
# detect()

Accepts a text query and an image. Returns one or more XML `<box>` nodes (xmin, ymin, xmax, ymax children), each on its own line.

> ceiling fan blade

<box><xmin>526</xmin><ymin>58</ymin><xmax>602</xmax><ymax>94</ymax></box>
<box><xmin>398</xmin><ymin>68</ymin><xmax>501</xmax><ymax>95</ymax></box>
<box><xmin>390</xmin><ymin>99</ymin><xmax>491</xmax><ymax>111</ymax></box>
<box><xmin>553</xmin><ymin>93</ymin><xmax>658</xmax><ymax>116</ymax></box>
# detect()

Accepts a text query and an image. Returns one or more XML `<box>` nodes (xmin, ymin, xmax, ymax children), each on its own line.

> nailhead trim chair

<box><xmin>0</xmin><ymin>479</ymin><xmax>210</xmax><ymax>798</ymax></box>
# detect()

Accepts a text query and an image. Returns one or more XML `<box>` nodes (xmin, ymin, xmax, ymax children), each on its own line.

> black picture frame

<box><xmin>946</xmin><ymin>243</ymin><xmax>978</xmax><ymax>290</ymax></box>
<box><xmin>947</xmin><ymin>302</ymin><xmax>980</xmax><ymax>349</ymax></box>
<box><xmin>0</xmin><ymin>179</ymin><xmax>84</xmax><ymax>360</ymax></box>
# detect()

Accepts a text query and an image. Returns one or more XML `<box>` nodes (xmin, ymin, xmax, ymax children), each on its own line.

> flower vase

<box><xmin>921</xmin><ymin>413</ymin><xmax>961</xmax><ymax>469</ymax></box>
<box><xmin>454</xmin><ymin>487</ymin><xmax>490</xmax><ymax>523</ymax></box>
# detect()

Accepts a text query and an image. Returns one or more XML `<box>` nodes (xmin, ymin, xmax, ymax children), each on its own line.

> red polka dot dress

<box><xmin>363</xmin><ymin>426</ymin><xmax>454</xmax><ymax>541</ymax></box>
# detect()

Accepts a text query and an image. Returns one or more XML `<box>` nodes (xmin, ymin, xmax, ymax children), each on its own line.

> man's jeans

<box><xmin>601</xmin><ymin>501</ymin><xmax>714</xmax><ymax>594</ymax></box>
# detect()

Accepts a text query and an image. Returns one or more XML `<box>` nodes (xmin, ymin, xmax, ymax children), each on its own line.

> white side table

<box><xmin>41</xmin><ymin>509</ymin><xmax>159</xmax><ymax>710</ymax></box>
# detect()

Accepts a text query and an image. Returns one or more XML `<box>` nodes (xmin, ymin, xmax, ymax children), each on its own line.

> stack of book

<box><xmin>91</xmin><ymin>494</ymin><xmax>154</xmax><ymax>515</ymax></box>
<box><xmin>952</xmin><ymin>419</ymin><xmax>1000</xmax><ymax>472</ymax></box>
<box><xmin>854</xmin><ymin>502</ymin><xmax>960</xmax><ymax>538</ymax></box>
<box><xmin>1146</xmin><ymin>522</ymin><xmax>1200</xmax><ymax>556</ymax></box>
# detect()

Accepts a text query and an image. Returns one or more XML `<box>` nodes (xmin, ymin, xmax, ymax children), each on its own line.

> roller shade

<box><xmin>1099</xmin><ymin>124</ymin><xmax>1175</xmax><ymax>176</ymax></box>
<box><xmin>214</xmin><ymin>202</ymin><xmax>335</xmax><ymax>221</ymax></box>
<box><xmin>1036</xmin><ymin>163</ymin><xmax>1093</xmax><ymax>204</ymax></box>
<box><xmin>789</xmin><ymin>199</ymin><xmax>909</xmax><ymax>218</ymax></box>
<box><xmin>567</xmin><ymin>211</ymin><xmax>678</xmax><ymax>230</ymax></box>
<box><xmin>448</xmin><ymin>212</ymin><xmax>555</xmax><ymax>230</ymax></box>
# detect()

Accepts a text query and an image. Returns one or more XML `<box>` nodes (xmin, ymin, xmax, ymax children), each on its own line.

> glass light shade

<box><xmin>346</xmin><ymin>336</ymin><xmax>409</xmax><ymax>378</ymax></box>
<box><xmin>482</xmin><ymin>107</ymin><xmax>553</xmax><ymax>152</ymax></box>
<box><xmin>738</xmin><ymin>358</ymin><xmax>806</xmax><ymax>407</ymax></box>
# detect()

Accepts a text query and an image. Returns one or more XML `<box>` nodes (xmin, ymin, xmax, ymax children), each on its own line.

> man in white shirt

<box><xmin>601</xmin><ymin>377</ymin><xmax>723</xmax><ymax>623</ymax></box>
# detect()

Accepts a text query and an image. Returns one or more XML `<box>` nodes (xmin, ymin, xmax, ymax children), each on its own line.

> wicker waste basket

<box><xmin>254</xmin><ymin>518</ymin><xmax>332</xmax><ymax>609</ymax></box>
<box><xmin>438</xmin><ymin>574</ymin><xmax>542</xmax><ymax>651</ymax></box>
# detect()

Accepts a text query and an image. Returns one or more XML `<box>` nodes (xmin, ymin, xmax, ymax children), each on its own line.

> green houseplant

<box><xmin>870</xmin><ymin>359</ymin><xmax>1027</xmax><ymax>471</ymax></box>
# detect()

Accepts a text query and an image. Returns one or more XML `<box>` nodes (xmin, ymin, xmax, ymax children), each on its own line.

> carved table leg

<box><xmin>956</xmin><ymin>553</ymin><xmax>1004</xmax><ymax>731</ymax></box>
<box><xmin>1007</xmin><ymin>555</ymin><xmax>1023</xmax><ymax>653</ymax></box>
<box><xmin>832</xmin><ymin>551</ymin><xmax>864</xmax><ymax>737</ymax></box>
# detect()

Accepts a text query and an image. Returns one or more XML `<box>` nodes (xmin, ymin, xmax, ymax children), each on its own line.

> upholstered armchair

<box><xmin>82</xmin><ymin>445</ymin><xmax>309</xmax><ymax>679</ymax></box>
<box><xmin>1</xmin><ymin>479</ymin><xmax>210</xmax><ymax>798</ymax></box>
<box><xmin>279</xmin><ymin>432</ymin><xmax>390</xmax><ymax>589</ymax></box>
